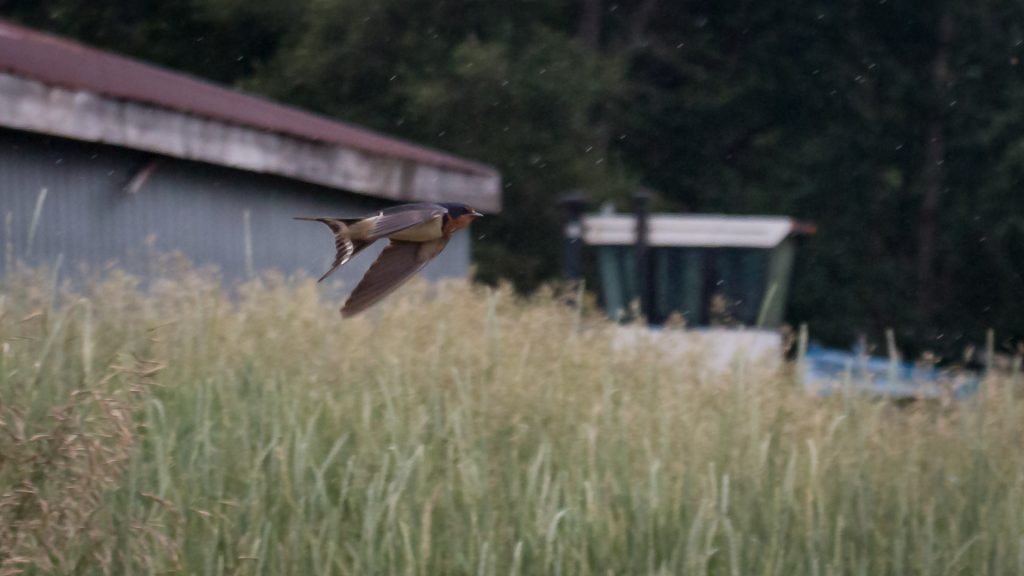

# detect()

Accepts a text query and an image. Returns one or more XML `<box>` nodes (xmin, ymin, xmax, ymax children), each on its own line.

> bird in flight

<box><xmin>296</xmin><ymin>202</ymin><xmax>483</xmax><ymax>317</ymax></box>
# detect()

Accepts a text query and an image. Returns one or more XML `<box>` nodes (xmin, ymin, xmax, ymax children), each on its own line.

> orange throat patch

<box><xmin>443</xmin><ymin>214</ymin><xmax>477</xmax><ymax>235</ymax></box>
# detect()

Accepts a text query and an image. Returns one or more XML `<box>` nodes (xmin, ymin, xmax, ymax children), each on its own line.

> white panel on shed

<box><xmin>583</xmin><ymin>214</ymin><xmax>795</xmax><ymax>248</ymax></box>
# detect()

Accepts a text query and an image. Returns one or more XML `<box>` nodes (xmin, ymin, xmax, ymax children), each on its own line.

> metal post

<box><xmin>558</xmin><ymin>190</ymin><xmax>588</xmax><ymax>282</ymax></box>
<box><xmin>633</xmin><ymin>190</ymin><xmax>653</xmax><ymax>323</ymax></box>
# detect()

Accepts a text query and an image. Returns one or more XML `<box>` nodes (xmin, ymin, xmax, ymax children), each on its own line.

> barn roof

<box><xmin>0</xmin><ymin>19</ymin><xmax>502</xmax><ymax>211</ymax></box>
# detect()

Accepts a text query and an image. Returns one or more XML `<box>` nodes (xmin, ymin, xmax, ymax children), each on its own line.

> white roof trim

<box><xmin>582</xmin><ymin>214</ymin><xmax>796</xmax><ymax>248</ymax></box>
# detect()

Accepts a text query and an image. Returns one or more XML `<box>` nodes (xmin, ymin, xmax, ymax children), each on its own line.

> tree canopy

<box><xmin>5</xmin><ymin>0</ymin><xmax>1023</xmax><ymax>356</ymax></box>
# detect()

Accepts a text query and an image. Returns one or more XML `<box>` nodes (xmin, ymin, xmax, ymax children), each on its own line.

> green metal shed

<box><xmin>583</xmin><ymin>214</ymin><xmax>811</xmax><ymax>327</ymax></box>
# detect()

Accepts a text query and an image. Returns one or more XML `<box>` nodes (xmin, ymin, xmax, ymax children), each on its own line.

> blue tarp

<box><xmin>802</xmin><ymin>344</ymin><xmax>981</xmax><ymax>400</ymax></box>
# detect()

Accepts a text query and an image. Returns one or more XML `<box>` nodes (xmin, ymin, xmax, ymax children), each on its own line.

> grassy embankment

<box><xmin>1</xmin><ymin>265</ymin><xmax>1022</xmax><ymax>575</ymax></box>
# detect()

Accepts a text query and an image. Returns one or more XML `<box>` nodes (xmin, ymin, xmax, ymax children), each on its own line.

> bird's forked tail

<box><xmin>294</xmin><ymin>217</ymin><xmax>369</xmax><ymax>282</ymax></box>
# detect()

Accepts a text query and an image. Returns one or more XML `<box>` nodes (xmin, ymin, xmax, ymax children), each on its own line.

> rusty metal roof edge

<box><xmin>0</xmin><ymin>71</ymin><xmax>503</xmax><ymax>212</ymax></box>
<box><xmin>0</xmin><ymin>18</ymin><xmax>500</xmax><ymax>180</ymax></box>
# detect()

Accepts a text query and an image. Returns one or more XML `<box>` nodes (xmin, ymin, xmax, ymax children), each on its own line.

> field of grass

<box><xmin>1</xmin><ymin>264</ymin><xmax>1023</xmax><ymax>575</ymax></box>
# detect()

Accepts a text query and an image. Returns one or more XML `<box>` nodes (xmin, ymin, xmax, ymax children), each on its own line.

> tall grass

<box><xmin>1</xmin><ymin>264</ymin><xmax>1022</xmax><ymax>575</ymax></box>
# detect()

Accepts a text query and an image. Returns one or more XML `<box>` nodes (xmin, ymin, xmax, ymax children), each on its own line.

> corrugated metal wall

<box><xmin>0</xmin><ymin>128</ymin><xmax>472</xmax><ymax>289</ymax></box>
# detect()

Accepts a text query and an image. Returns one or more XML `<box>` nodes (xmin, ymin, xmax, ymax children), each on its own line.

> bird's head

<box><xmin>440</xmin><ymin>203</ymin><xmax>484</xmax><ymax>233</ymax></box>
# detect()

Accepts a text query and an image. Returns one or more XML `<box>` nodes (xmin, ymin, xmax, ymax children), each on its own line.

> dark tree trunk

<box><xmin>917</xmin><ymin>8</ymin><xmax>953</xmax><ymax>327</ymax></box>
<box><xmin>578</xmin><ymin>0</ymin><xmax>602</xmax><ymax>49</ymax></box>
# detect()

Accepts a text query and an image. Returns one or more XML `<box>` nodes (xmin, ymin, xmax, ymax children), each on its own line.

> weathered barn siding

<box><xmin>0</xmin><ymin>128</ymin><xmax>471</xmax><ymax>287</ymax></box>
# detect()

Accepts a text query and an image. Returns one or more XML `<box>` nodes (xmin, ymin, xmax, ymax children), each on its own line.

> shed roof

<box><xmin>0</xmin><ymin>19</ymin><xmax>501</xmax><ymax>211</ymax></box>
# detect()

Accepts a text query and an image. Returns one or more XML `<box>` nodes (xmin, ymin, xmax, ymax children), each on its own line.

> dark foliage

<box><xmin>4</xmin><ymin>0</ymin><xmax>1023</xmax><ymax>355</ymax></box>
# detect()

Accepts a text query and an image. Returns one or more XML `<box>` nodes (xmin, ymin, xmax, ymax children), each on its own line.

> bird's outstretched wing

<box><xmin>295</xmin><ymin>204</ymin><xmax>447</xmax><ymax>283</ymax></box>
<box><xmin>352</xmin><ymin>204</ymin><xmax>447</xmax><ymax>240</ymax></box>
<box><xmin>341</xmin><ymin>237</ymin><xmax>449</xmax><ymax>317</ymax></box>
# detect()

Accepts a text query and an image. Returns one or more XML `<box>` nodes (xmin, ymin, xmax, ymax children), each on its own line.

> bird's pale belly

<box><xmin>389</xmin><ymin>216</ymin><xmax>444</xmax><ymax>242</ymax></box>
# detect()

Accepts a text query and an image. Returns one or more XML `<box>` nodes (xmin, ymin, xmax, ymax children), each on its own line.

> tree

<box><xmin>244</xmin><ymin>0</ymin><xmax>637</xmax><ymax>288</ymax></box>
<box><xmin>0</xmin><ymin>0</ymin><xmax>297</xmax><ymax>85</ymax></box>
<box><xmin>3</xmin><ymin>0</ymin><xmax>1023</xmax><ymax>353</ymax></box>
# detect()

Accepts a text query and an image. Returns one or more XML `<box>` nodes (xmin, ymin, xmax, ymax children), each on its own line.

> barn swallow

<box><xmin>296</xmin><ymin>202</ymin><xmax>483</xmax><ymax>317</ymax></box>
